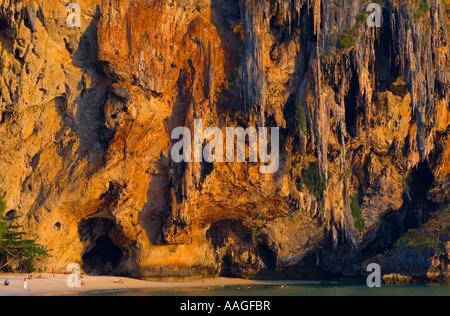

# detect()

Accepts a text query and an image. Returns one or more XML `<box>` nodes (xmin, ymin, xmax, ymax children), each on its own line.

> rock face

<box><xmin>427</xmin><ymin>250</ymin><xmax>450</xmax><ymax>283</ymax></box>
<box><xmin>0</xmin><ymin>0</ymin><xmax>448</xmax><ymax>279</ymax></box>
<box><xmin>383</xmin><ymin>273</ymin><xmax>412</xmax><ymax>285</ymax></box>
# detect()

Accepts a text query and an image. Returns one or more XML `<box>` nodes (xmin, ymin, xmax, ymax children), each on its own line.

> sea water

<box><xmin>80</xmin><ymin>283</ymin><xmax>450</xmax><ymax>296</ymax></box>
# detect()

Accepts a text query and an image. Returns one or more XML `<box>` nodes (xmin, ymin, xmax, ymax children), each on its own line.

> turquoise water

<box><xmin>81</xmin><ymin>283</ymin><xmax>450</xmax><ymax>296</ymax></box>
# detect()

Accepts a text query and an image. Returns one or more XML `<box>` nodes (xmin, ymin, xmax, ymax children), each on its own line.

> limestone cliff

<box><xmin>0</xmin><ymin>0</ymin><xmax>449</xmax><ymax>280</ymax></box>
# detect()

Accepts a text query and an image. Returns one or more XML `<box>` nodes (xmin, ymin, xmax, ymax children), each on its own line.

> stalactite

<box><xmin>237</xmin><ymin>0</ymin><xmax>313</xmax><ymax>126</ymax></box>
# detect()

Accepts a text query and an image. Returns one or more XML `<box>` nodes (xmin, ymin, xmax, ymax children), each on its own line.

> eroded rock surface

<box><xmin>0</xmin><ymin>0</ymin><xmax>448</xmax><ymax>279</ymax></box>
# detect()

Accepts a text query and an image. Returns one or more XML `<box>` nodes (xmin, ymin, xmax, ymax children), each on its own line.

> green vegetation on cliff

<box><xmin>415</xmin><ymin>0</ymin><xmax>431</xmax><ymax>19</ymax></box>
<box><xmin>338</xmin><ymin>32</ymin><xmax>355</xmax><ymax>49</ymax></box>
<box><xmin>392</xmin><ymin>207</ymin><xmax>450</xmax><ymax>254</ymax></box>
<box><xmin>303</xmin><ymin>162</ymin><xmax>328</xmax><ymax>199</ymax></box>
<box><xmin>295</xmin><ymin>96</ymin><xmax>308</xmax><ymax>135</ymax></box>
<box><xmin>350</xmin><ymin>197</ymin><xmax>365</xmax><ymax>236</ymax></box>
<box><xmin>0</xmin><ymin>191</ymin><xmax>50</xmax><ymax>272</ymax></box>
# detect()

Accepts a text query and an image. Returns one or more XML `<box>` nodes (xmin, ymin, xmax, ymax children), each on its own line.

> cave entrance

<box><xmin>360</xmin><ymin>160</ymin><xmax>437</xmax><ymax>257</ymax></box>
<box><xmin>257</xmin><ymin>243</ymin><xmax>277</xmax><ymax>271</ymax></box>
<box><xmin>0</xmin><ymin>15</ymin><xmax>7</xmax><ymax>32</ymax></box>
<box><xmin>78</xmin><ymin>218</ymin><xmax>123</xmax><ymax>275</ymax></box>
<box><xmin>344</xmin><ymin>70</ymin><xmax>360</xmax><ymax>138</ymax></box>
<box><xmin>219</xmin><ymin>253</ymin><xmax>234</xmax><ymax>277</ymax></box>
<box><xmin>82</xmin><ymin>235</ymin><xmax>122</xmax><ymax>275</ymax></box>
<box><xmin>407</xmin><ymin>161</ymin><xmax>435</xmax><ymax>203</ymax></box>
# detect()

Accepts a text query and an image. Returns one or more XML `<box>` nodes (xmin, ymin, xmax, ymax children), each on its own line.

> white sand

<box><xmin>0</xmin><ymin>274</ymin><xmax>310</xmax><ymax>296</ymax></box>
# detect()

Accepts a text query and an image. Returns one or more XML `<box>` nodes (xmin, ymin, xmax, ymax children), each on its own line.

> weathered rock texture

<box><xmin>0</xmin><ymin>0</ymin><xmax>449</xmax><ymax>279</ymax></box>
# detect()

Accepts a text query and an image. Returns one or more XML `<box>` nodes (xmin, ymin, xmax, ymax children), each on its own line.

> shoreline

<box><xmin>0</xmin><ymin>273</ymin><xmax>322</xmax><ymax>296</ymax></box>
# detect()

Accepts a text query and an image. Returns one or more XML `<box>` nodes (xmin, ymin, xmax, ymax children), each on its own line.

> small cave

<box><xmin>78</xmin><ymin>218</ymin><xmax>123</xmax><ymax>275</ymax></box>
<box><xmin>257</xmin><ymin>243</ymin><xmax>277</xmax><ymax>271</ymax></box>
<box><xmin>400</xmin><ymin>160</ymin><xmax>436</xmax><ymax>231</ymax></box>
<box><xmin>5</xmin><ymin>210</ymin><xmax>17</xmax><ymax>218</ymax></box>
<box><xmin>200</xmin><ymin>160</ymin><xmax>214</xmax><ymax>184</ymax></box>
<box><xmin>82</xmin><ymin>236</ymin><xmax>122</xmax><ymax>275</ymax></box>
<box><xmin>0</xmin><ymin>14</ymin><xmax>8</xmax><ymax>32</ymax></box>
<box><xmin>344</xmin><ymin>71</ymin><xmax>360</xmax><ymax>138</ymax></box>
<box><xmin>53</xmin><ymin>222</ymin><xmax>61</xmax><ymax>231</ymax></box>
<box><xmin>206</xmin><ymin>220</ymin><xmax>252</xmax><ymax>249</ymax></box>
<box><xmin>0</xmin><ymin>111</ymin><xmax>13</xmax><ymax>124</ymax></box>
<box><xmin>206</xmin><ymin>220</ymin><xmax>255</xmax><ymax>277</ymax></box>
<box><xmin>407</xmin><ymin>161</ymin><xmax>435</xmax><ymax>204</ymax></box>
<box><xmin>374</xmin><ymin>5</ymin><xmax>400</xmax><ymax>91</ymax></box>
<box><xmin>360</xmin><ymin>160</ymin><xmax>437</xmax><ymax>257</ymax></box>
<box><xmin>219</xmin><ymin>253</ymin><xmax>235</xmax><ymax>277</ymax></box>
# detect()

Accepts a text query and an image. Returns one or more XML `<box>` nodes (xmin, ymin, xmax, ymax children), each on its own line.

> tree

<box><xmin>392</xmin><ymin>207</ymin><xmax>450</xmax><ymax>254</ymax></box>
<box><xmin>0</xmin><ymin>192</ymin><xmax>50</xmax><ymax>272</ymax></box>
<box><xmin>423</xmin><ymin>209</ymin><xmax>450</xmax><ymax>243</ymax></box>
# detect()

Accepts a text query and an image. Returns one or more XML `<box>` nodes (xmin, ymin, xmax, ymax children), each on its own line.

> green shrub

<box><xmin>405</xmin><ymin>170</ymin><xmax>414</xmax><ymax>185</ymax></box>
<box><xmin>350</xmin><ymin>197</ymin><xmax>365</xmax><ymax>235</ymax></box>
<box><xmin>393</xmin><ymin>230</ymin><xmax>445</xmax><ymax>253</ymax></box>
<box><xmin>415</xmin><ymin>0</ymin><xmax>430</xmax><ymax>19</ymax></box>
<box><xmin>295</xmin><ymin>96</ymin><xmax>307</xmax><ymax>135</ymax></box>
<box><xmin>338</xmin><ymin>33</ymin><xmax>354</xmax><ymax>49</ymax></box>
<box><xmin>443</xmin><ymin>0</ymin><xmax>450</xmax><ymax>10</ymax></box>
<box><xmin>391</xmin><ymin>207</ymin><xmax>450</xmax><ymax>254</ymax></box>
<box><xmin>252</xmin><ymin>225</ymin><xmax>263</xmax><ymax>247</ymax></box>
<box><xmin>303</xmin><ymin>162</ymin><xmax>327</xmax><ymax>199</ymax></box>
<box><xmin>356</xmin><ymin>13</ymin><xmax>367</xmax><ymax>24</ymax></box>
<box><xmin>327</xmin><ymin>171</ymin><xmax>333</xmax><ymax>186</ymax></box>
<box><xmin>344</xmin><ymin>168</ymin><xmax>350</xmax><ymax>181</ymax></box>
<box><xmin>228</xmin><ymin>67</ymin><xmax>239</xmax><ymax>87</ymax></box>
<box><xmin>418</xmin><ymin>0</ymin><xmax>430</xmax><ymax>13</ymax></box>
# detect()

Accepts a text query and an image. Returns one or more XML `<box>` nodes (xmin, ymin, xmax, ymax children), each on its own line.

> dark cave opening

<box><xmin>257</xmin><ymin>243</ymin><xmax>277</xmax><ymax>271</ymax></box>
<box><xmin>78</xmin><ymin>218</ymin><xmax>123</xmax><ymax>275</ymax></box>
<box><xmin>407</xmin><ymin>161</ymin><xmax>435</xmax><ymax>204</ymax></box>
<box><xmin>200</xmin><ymin>160</ymin><xmax>214</xmax><ymax>184</ymax></box>
<box><xmin>82</xmin><ymin>235</ymin><xmax>122</xmax><ymax>275</ymax></box>
<box><xmin>0</xmin><ymin>15</ymin><xmax>7</xmax><ymax>32</ymax></box>
<box><xmin>219</xmin><ymin>253</ymin><xmax>234</xmax><ymax>277</ymax></box>
<box><xmin>374</xmin><ymin>3</ymin><xmax>400</xmax><ymax>92</ymax></box>
<box><xmin>361</xmin><ymin>160</ymin><xmax>437</xmax><ymax>257</ymax></box>
<box><xmin>400</xmin><ymin>160</ymin><xmax>436</xmax><ymax>232</ymax></box>
<box><xmin>344</xmin><ymin>69</ymin><xmax>360</xmax><ymax>138</ymax></box>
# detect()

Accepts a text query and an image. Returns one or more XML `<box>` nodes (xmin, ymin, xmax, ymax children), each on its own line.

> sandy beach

<box><xmin>0</xmin><ymin>274</ymin><xmax>307</xmax><ymax>296</ymax></box>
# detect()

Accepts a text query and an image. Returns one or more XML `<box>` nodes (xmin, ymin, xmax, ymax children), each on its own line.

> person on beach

<box><xmin>23</xmin><ymin>278</ymin><xmax>27</xmax><ymax>290</ymax></box>
<box><xmin>4</xmin><ymin>279</ymin><xmax>9</xmax><ymax>286</ymax></box>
